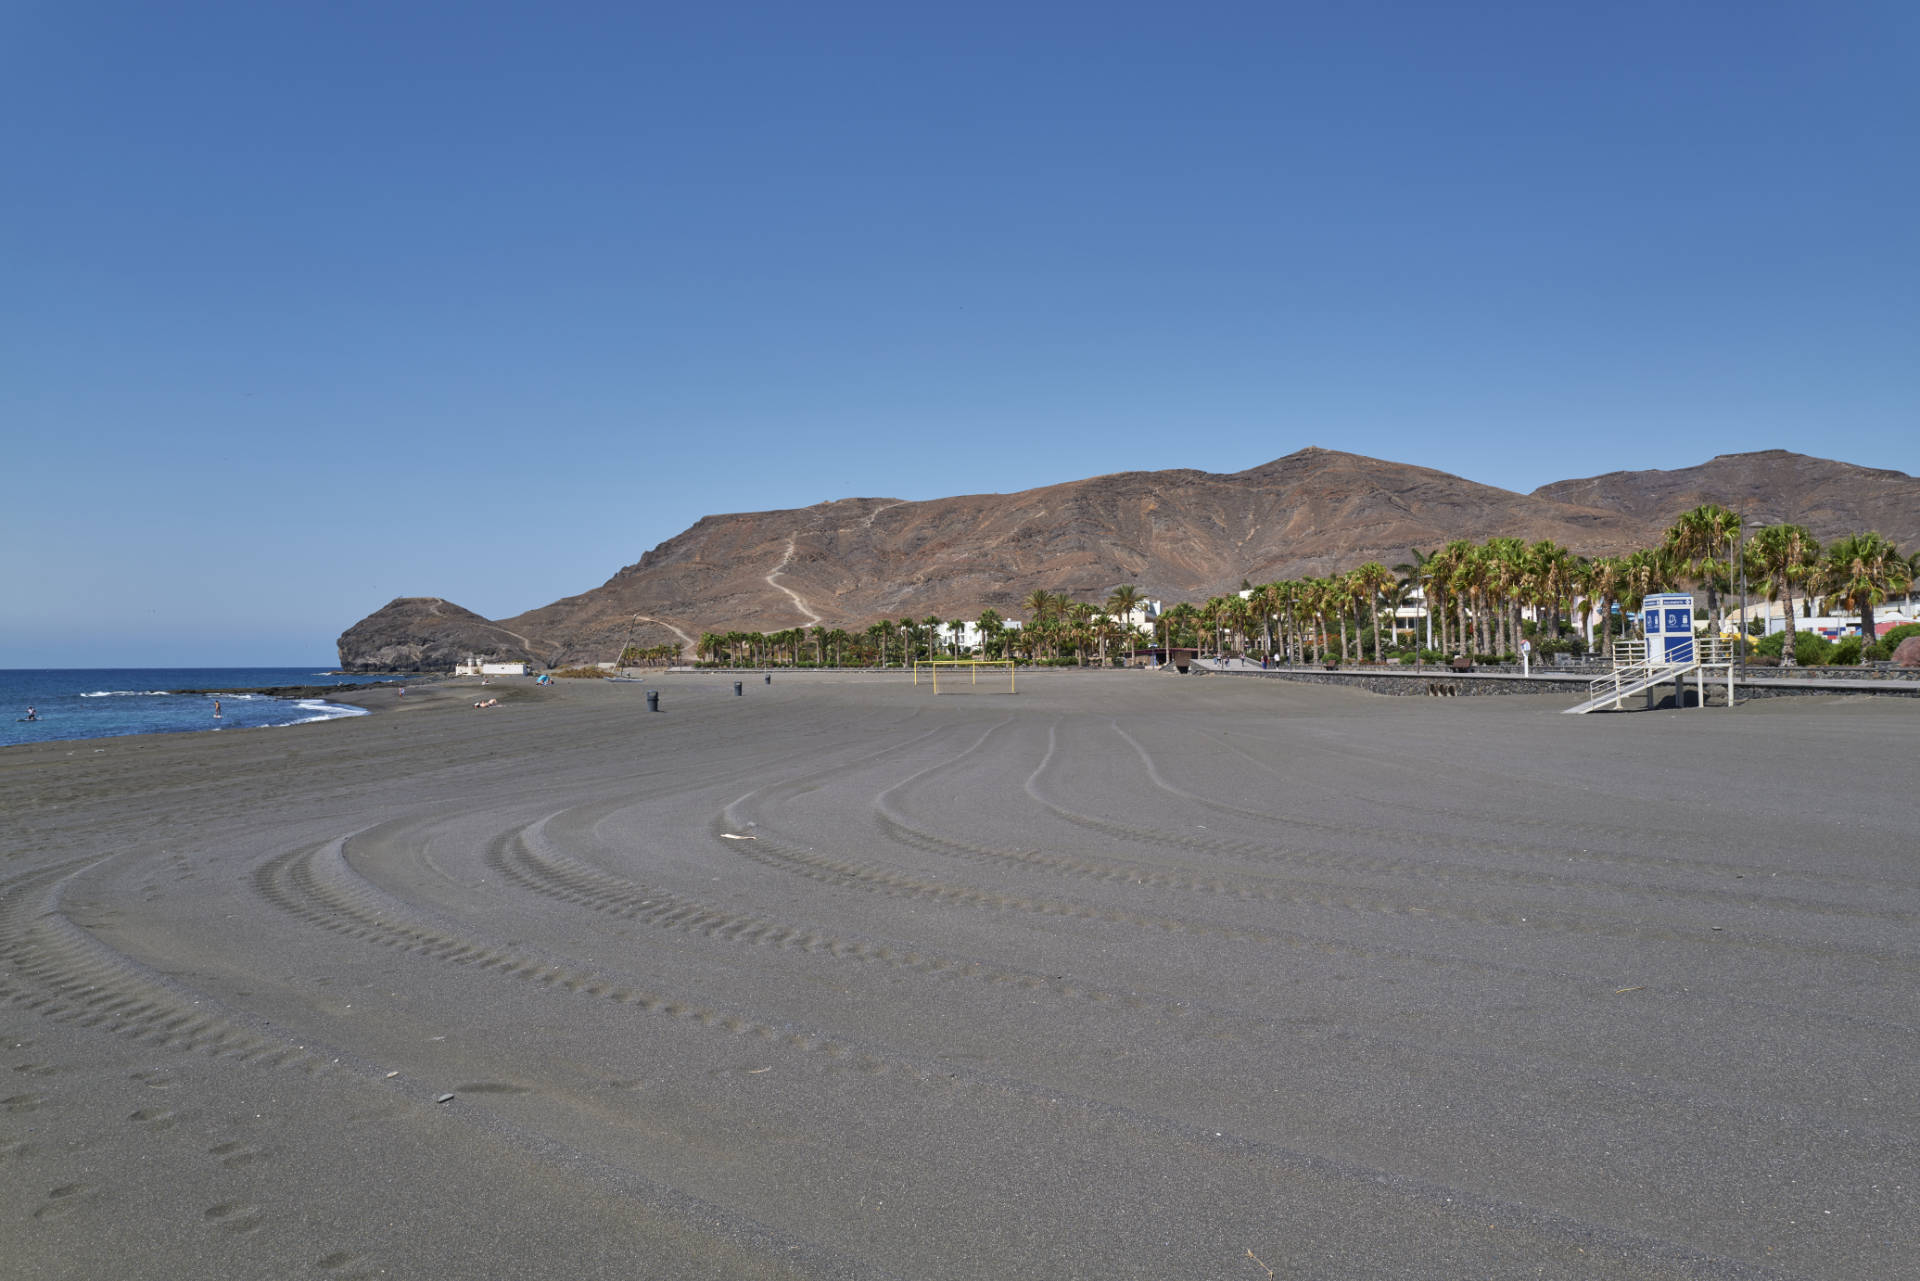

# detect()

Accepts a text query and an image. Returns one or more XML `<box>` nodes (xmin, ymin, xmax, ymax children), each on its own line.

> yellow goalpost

<box><xmin>913</xmin><ymin>660</ymin><xmax>1017</xmax><ymax>693</ymax></box>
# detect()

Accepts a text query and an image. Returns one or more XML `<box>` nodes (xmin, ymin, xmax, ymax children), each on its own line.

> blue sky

<box><xmin>5</xmin><ymin>1</ymin><xmax>1915</xmax><ymax>666</ymax></box>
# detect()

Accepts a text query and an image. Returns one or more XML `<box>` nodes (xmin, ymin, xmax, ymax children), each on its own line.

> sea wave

<box><xmin>81</xmin><ymin>690</ymin><xmax>173</xmax><ymax>698</ymax></box>
<box><xmin>284</xmin><ymin>700</ymin><xmax>371</xmax><ymax>725</ymax></box>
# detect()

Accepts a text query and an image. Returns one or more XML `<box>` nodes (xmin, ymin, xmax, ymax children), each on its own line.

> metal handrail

<box><xmin>1588</xmin><ymin>636</ymin><xmax>1737</xmax><ymax>702</ymax></box>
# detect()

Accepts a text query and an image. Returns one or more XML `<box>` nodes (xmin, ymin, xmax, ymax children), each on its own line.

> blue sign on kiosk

<box><xmin>1641</xmin><ymin>592</ymin><xmax>1696</xmax><ymax>664</ymax></box>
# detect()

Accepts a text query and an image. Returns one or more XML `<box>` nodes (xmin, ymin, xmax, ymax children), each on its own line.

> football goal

<box><xmin>913</xmin><ymin>660</ymin><xmax>1017</xmax><ymax>693</ymax></box>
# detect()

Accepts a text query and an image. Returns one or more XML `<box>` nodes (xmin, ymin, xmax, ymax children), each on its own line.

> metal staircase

<box><xmin>1563</xmin><ymin>637</ymin><xmax>1735</xmax><ymax>714</ymax></box>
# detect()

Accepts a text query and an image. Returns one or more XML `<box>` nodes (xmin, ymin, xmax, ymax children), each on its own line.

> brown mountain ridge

<box><xmin>337</xmin><ymin>448</ymin><xmax>1920</xmax><ymax>670</ymax></box>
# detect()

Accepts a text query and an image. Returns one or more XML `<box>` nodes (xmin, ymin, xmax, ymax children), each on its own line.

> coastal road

<box><xmin>1</xmin><ymin>674</ymin><xmax>1914</xmax><ymax>1279</ymax></box>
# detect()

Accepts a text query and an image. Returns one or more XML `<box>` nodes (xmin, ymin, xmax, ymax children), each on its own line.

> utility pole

<box><xmin>1735</xmin><ymin>517</ymin><xmax>1748</xmax><ymax>665</ymax></box>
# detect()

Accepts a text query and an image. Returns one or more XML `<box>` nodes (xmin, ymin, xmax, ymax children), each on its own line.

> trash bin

<box><xmin>646</xmin><ymin>691</ymin><xmax>659</xmax><ymax>712</ymax></box>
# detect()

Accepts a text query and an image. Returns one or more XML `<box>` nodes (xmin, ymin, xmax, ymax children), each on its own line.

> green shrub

<box><xmin>1829</xmin><ymin>636</ymin><xmax>1863</xmax><ymax>665</ymax></box>
<box><xmin>1753</xmin><ymin>631</ymin><xmax>1836</xmax><ymax>665</ymax></box>
<box><xmin>1797</xmin><ymin>633</ymin><xmax>1835</xmax><ymax>665</ymax></box>
<box><xmin>1864</xmin><ymin>640</ymin><xmax>1891</xmax><ymax>662</ymax></box>
<box><xmin>1879</xmin><ymin>623</ymin><xmax>1920</xmax><ymax>650</ymax></box>
<box><xmin>1534</xmin><ymin>636</ymin><xmax>1589</xmax><ymax>658</ymax></box>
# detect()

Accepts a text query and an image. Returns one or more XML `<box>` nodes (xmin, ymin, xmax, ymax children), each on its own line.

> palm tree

<box><xmin>1820</xmin><ymin>533</ymin><xmax>1911</xmax><ymax>649</ymax></box>
<box><xmin>1395</xmin><ymin>549</ymin><xmax>1435</xmax><ymax>650</ymax></box>
<box><xmin>1585</xmin><ymin>557</ymin><xmax>1627</xmax><ymax>659</ymax></box>
<box><xmin>1619</xmin><ymin>549</ymin><xmax>1669</xmax><ymax>641</ymax></box>
<box><xmin>1446</xmin><ymin>543</ymin><xmax>1487</xmax><ymax>656</ymax></box>
<box><xmin>1105</xmin><ymin>585</ymin><xmax>1143</xmax><ymax>662</ymax></box>
<box><xmin>1746</xmin><ymin>524</ymin><xmax>1818</xmax><ymax>665</ymax></box>
<box><xmin>1664</xmin><ymin>504</ymin><xmax>1744</xmax><ymax>628</ymax></box>
<box><xmin>1419</xmin><ymin>548</ymin><xmax>1456</xmax><ymax>656</ymax></box>
<box><xmin>1245</xmin><ymin>582</ymin><xmax>1277</xmax><ymax>663</ymax></box>
<box><xmin>1198</xmin><ymin>596</ymin><xmax>1225</xmax><ymax>661</ymax></box>
<box><xmin>1022</xmin><ymin>589</ymin><xmax>1059</xmax><ymax>658</ymax></box>
<box><xmin>1483</xmin><ymin>538</ymin><xmax>1529</xmax><ymax>658</ymax></box>
<box><xmin>1352</xmin><ymin>562</ymin><xmax>1394</xmax><ymax>663</ymax></box>
<box><xmin>1528</xmin><ymin>540</ymin><xmax>1575</xmax><ymax>640</ymax></box>
<box><xmin>1227</xmin><ymin>593</ymin><xmax>1256</xmax><ymax>662</ymax></box>
<box><xmin>1162</xmin><ymin>600</ymin><xmax>1199</xmax><ymax>659</ymax></box>
<box><xmin>1294</xmin><ymin>579</ymin><xmax>1324</xmax><ymax>663</ymax></box>
<box><xmin>976</xmin><ymin>608</ymin><xmax>1004</xmax><ymax>659</ymax></box>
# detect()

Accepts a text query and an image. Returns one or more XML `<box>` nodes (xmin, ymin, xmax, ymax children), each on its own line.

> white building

<box><xmin>454</xmin><ymin>658</ymin><xmax>533</xmax><ymax>676</ymax></box>
<box><xmin>944</xmin><ymin>619</ymin><xmax>1022</xmax><ymax>653</ymax></box>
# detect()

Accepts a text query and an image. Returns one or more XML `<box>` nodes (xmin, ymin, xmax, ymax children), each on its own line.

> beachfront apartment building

<box><xmin>943</xmin><ymin>618</ymin><xmax>1021</xmax><ymax>654</ymax></box>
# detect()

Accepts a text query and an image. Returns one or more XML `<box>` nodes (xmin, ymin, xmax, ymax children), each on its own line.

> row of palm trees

<box><xmin>683</xmin><ymin>507</ymin><xmax>1914</xmax><ymax>671</ymax></box>
<box><xmin>697</xmin><ymin>614</ymin><xmax>1003</xmax><ymax>670</ymax></box>
<box><xmin>614</xmin><ymin>642</ymin><xmax>683</xmax><ymax>667</ymax></box>
<box><xmin>1213</xmin><ymin>510</ymin><xmax>1913</xmax><ymax>668</ymax></box>
<box><xmin>694</xmin><ymin>593</ymin><xmax>1147</xmax><ymax>669</ymax></box>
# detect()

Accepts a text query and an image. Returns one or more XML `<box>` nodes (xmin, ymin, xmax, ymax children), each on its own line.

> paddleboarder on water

<box><xmin>22</xmin><ymin>707</ymin><xmax>35</xmax><ymax>721</ymax></box>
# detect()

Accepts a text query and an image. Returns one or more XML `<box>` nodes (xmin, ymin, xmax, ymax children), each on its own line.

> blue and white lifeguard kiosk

<box><xmin>1640</xmin><ymin>592</ymin><xmax>1697</xmax><ymax>665</ymax></box>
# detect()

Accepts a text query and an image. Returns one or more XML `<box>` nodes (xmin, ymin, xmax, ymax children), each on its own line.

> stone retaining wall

<box><xmin>1213</xmin><ymin>668</ymin><xmax>1920</xmax><ymax>703</ymax></box>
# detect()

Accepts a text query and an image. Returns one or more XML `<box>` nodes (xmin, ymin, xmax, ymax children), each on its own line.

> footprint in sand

<box><xmin>208</xmin><ymin>1139</ymin><xmax>267</xmax><ymax>1168</ymax></box>
<box><xmin>203</xmin><ymin>1201</ymin><xmax>265</xmax><ymax>1236</ymax></box>
<box><xmin>317</xmin><ymin>1249</ymin><xmax>377</xmax><ymax>1274</ymax></box>
<box><xmin>33</xmin><ymin>1183</ymin><xmax>95</xmax><ymax>1221</ymax></box>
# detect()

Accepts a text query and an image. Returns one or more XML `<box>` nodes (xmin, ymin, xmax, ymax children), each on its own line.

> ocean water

<box><xmin>0</xmin><ymin>668</ymin><xmax>400</xmax><ymax>748</ymax></box>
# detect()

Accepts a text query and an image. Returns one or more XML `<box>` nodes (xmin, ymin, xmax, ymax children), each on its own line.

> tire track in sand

<box><xmin>0</xmin><ymin>861</ymin><xmax>331</xmax><ymax>1071</ymax></box>
<box><xmin>487</xmin><ymin>812</ymin><xmax>1209</xmax><ymax>1026</ymax></box>
<box><xmin>253</xmin><ymin>835</ymin><xmax>1800</xmax><ymax>1279</ymax></box>
<box><xmin>1021</xmin><ymin>721</ymin><xmax>1919</xmax><ymax>942</ymax></box>
<box><xmin>724</xmin><ymin>728</ymin><xmax>1920</xmax><ymax>1036</ymax></box>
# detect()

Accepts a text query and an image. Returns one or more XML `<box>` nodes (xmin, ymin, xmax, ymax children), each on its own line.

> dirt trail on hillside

<box><xmin>765</xmin><ymin>533</ymin><xmax>823</xmax><ymax>626</ymax></box>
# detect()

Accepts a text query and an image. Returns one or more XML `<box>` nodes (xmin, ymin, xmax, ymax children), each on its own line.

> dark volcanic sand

<box><xmin>1</xmin><ymin>673</ymin><xmax>1913</xmax><ymax>1279</ymax></box>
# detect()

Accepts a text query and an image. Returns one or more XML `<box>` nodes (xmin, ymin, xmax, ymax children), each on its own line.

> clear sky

<box><xmin>5</xmin><ymin>1</ymin><xmax>1915</xmax><ymax>666</ymax></box>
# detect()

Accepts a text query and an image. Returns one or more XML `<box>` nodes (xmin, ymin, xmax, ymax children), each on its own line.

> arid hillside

<box><xmin>339</xmin><ymin>448</ymin><xmax>1919</xmax><ymax>669</ymax></box>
